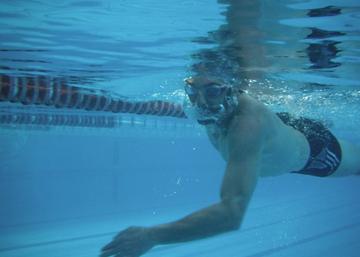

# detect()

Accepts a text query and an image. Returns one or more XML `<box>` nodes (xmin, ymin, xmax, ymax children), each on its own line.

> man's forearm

<box><xmin>148</xmin><ymin>200</ymin><xmax>247</xmax><ymax>245</ymax></box>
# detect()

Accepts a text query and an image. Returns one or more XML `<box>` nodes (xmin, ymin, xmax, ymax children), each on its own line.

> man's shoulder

<box><xmin>233</xmin><ymin>94</ymin><xmax>274</xmax><ymax>125</ymax></box>
<box><xmin>227</xmin><ymin>94</ymin><xmax>281</xmax><ymax>144</ymax></box>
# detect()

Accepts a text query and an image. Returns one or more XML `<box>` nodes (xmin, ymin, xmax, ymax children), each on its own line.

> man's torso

<box><xmin>206</xmin><ymin>95</ymin><xmax>310</xmax><ymax>177</ymax></box>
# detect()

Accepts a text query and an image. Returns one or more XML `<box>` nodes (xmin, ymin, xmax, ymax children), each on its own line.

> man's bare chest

<box><xmin>206</xmin><ymin>126</ymin><xmax>230</xmax><ymax>161</ymax></box>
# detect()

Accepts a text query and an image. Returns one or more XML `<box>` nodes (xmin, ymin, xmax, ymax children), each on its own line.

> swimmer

<box><xmin>100</xmin><ymin>76</ymin><xmax>360</xmax><ymax>257</ymax></box>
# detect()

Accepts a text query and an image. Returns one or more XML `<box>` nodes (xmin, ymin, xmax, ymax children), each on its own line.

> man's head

<box><xmin>183</xmin><ymin>76</ymin><xmax>239</xmax><ymax>126</ymax></box>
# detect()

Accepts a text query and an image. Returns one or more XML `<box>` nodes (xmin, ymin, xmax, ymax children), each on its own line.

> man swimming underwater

<box><xmin>100</xmin><ymin>76</ymin><xmax>360</xmax><ymax>257</ymax></box>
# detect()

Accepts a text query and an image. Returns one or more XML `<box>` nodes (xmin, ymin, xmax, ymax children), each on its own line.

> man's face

<box><xmin>184</xmin><ymin>77</ymin><xmax>227</xmax><ymax>111</ymax></box>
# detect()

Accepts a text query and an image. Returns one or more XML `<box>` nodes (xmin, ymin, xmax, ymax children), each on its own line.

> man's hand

<box><xmin>100</xmin><ymin>226</ymin><xmax>155</xmax><ymax>257</ymax></box>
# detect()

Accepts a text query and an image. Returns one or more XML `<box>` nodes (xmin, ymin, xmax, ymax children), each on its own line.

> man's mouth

<box><xmin>201</xmin><ymin>103</ymin><xmax>221</xmax><ymax>110</ymax></box>
<box><xmin>192</xmin><ymin>104</ymin><xmax>224</xmax><ymax>123</ymax></box>
<box><xmin>197</xmin><ymin>105</ymin><xmax>221</xmax><ymax>115</ymax></box>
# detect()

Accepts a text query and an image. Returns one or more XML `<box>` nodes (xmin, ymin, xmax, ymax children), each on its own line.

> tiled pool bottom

<box><xmin>2</xmin><ymin>176</ymin><xmax>360</xmax><ymax>257</ymax></box>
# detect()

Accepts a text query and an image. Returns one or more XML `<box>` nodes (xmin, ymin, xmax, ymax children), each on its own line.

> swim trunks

<box><xmin>276</xmin><ymin>112</ymin><xmax>342</xmax><ymax>177</ymax></box>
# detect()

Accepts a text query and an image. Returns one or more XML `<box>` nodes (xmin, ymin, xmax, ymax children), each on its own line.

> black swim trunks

<box><xmin>276</xmin><ymin>112</ymin><xmax>342</xmax><ymax>177</ymax></box>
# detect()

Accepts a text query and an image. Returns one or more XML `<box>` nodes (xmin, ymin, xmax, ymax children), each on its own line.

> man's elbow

<box><xmin>222</xmin><ymin>197</ymin><xmax>248</xmax><ymax>231</ymax></box>
<box><xmin>227</xmin><ymin>218</ymin><xmax>241</xmax><ymax>231</ymax></box>
<box><xmin>223</xmin><ymin>212</ymin><xmax>241</xmax><ymax>232</ymax></box>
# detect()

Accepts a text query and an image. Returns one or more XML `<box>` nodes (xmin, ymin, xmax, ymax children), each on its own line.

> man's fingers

<box><xmin>100</xmin><ymin>247</ymin><xmax>119</xmax><ymax>257</ymax></box>
<box><xmin>102</xmin><ymin>233</ymin><xmax>125</xmax><ymax>251</ymax></box>
<box><xmin>102</xmin><ymin>240</ymin><xmax>116</xmax><ymax>251</ymax></box>
<box><xmin>100</xmin><ymin>227</ymin><xmax>142</xmax><ymax>257</ymax></box>
<box><xmin>102</xmin><ymin>236</ymin><xmax>132</xmax><ymax>251</ymax></box>
<box><xmin>100</xmin><ymin>243</ymin><xmax>133</xmax><ymax>257</ymax></box>
<box><xmin>100</xmin><ymin>241</ymin><xmax>120</xmax><ymax>257</ymax></box>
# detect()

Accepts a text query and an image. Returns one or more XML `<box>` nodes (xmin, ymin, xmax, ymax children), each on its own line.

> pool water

<box><xmin>0</xmin><ymin>1</ymin><xmax>360</xmax><ymax>257</ymax></box>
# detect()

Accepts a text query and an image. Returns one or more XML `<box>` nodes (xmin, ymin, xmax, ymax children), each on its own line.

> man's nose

<box><xmin>196</xmin><ymin>93</ymin><xmax>208</xmax><ymax>107</ymax></box>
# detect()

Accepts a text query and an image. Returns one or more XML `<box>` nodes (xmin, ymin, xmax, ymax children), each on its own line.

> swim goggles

<box><xmin>184</xmin><ymin>83</ymin><xmax>227</xmax><ymax>100</ymax></box>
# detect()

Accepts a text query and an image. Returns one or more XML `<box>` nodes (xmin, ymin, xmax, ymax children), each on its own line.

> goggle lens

<box><xmin>185</xmin><ymin>84</ymin><xmax>226</xmax><ymax>98</ymax></box>
<box><xmin>205</xmin><ymin>86</ymin><xmax>225</xmax><ymax>98</ymax></box>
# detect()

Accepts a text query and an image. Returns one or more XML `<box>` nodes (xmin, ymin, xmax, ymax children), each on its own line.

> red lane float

<box><xmin>0</xmin><ymin>74</ymin><xmax>187</xmax><ymax>119</ymax></box>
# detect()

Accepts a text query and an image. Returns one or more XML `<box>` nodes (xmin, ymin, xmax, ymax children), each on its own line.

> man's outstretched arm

<box><xmin>149</xmin><ymin>155</ymin><xmax>259</xmax><ymax>244</ymax></box>
<box><xmin>100</xmin><ymin>116</ymin><xmax>262</xmax><ymax>257</ymax></box>
<box><xmin>100</xmin><ymin>155</ymin><xmax>259</xmax><ymax>257</ymax></box>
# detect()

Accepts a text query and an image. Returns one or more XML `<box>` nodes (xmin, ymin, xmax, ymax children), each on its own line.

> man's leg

<box><xmin>331</xmin><ymin>140</ymin><xmax>360</xmax><ymax>177</ymax></box>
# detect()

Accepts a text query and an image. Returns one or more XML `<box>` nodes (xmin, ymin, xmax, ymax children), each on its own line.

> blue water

<box><xmin>0</xmin><ymin>0</ymin><xmax>360</xmax><ymax>257</ymax></box>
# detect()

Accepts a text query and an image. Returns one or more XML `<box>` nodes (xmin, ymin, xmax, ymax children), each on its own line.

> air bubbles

<box><xmin>176</xmin><ymin>177</ymin><xmax>182</xmax><ymax>185</ymax></box>
<box><xmin>162</xmin><ymin>191</ymin><xmax>177</xmax><ymax>198</ymax></box>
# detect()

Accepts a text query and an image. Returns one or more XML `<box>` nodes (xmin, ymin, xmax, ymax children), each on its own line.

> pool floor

<box><xmin>1</xmin><ymin>175</ymin><xmax>360</xmax><ymax>257</ymax></box>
